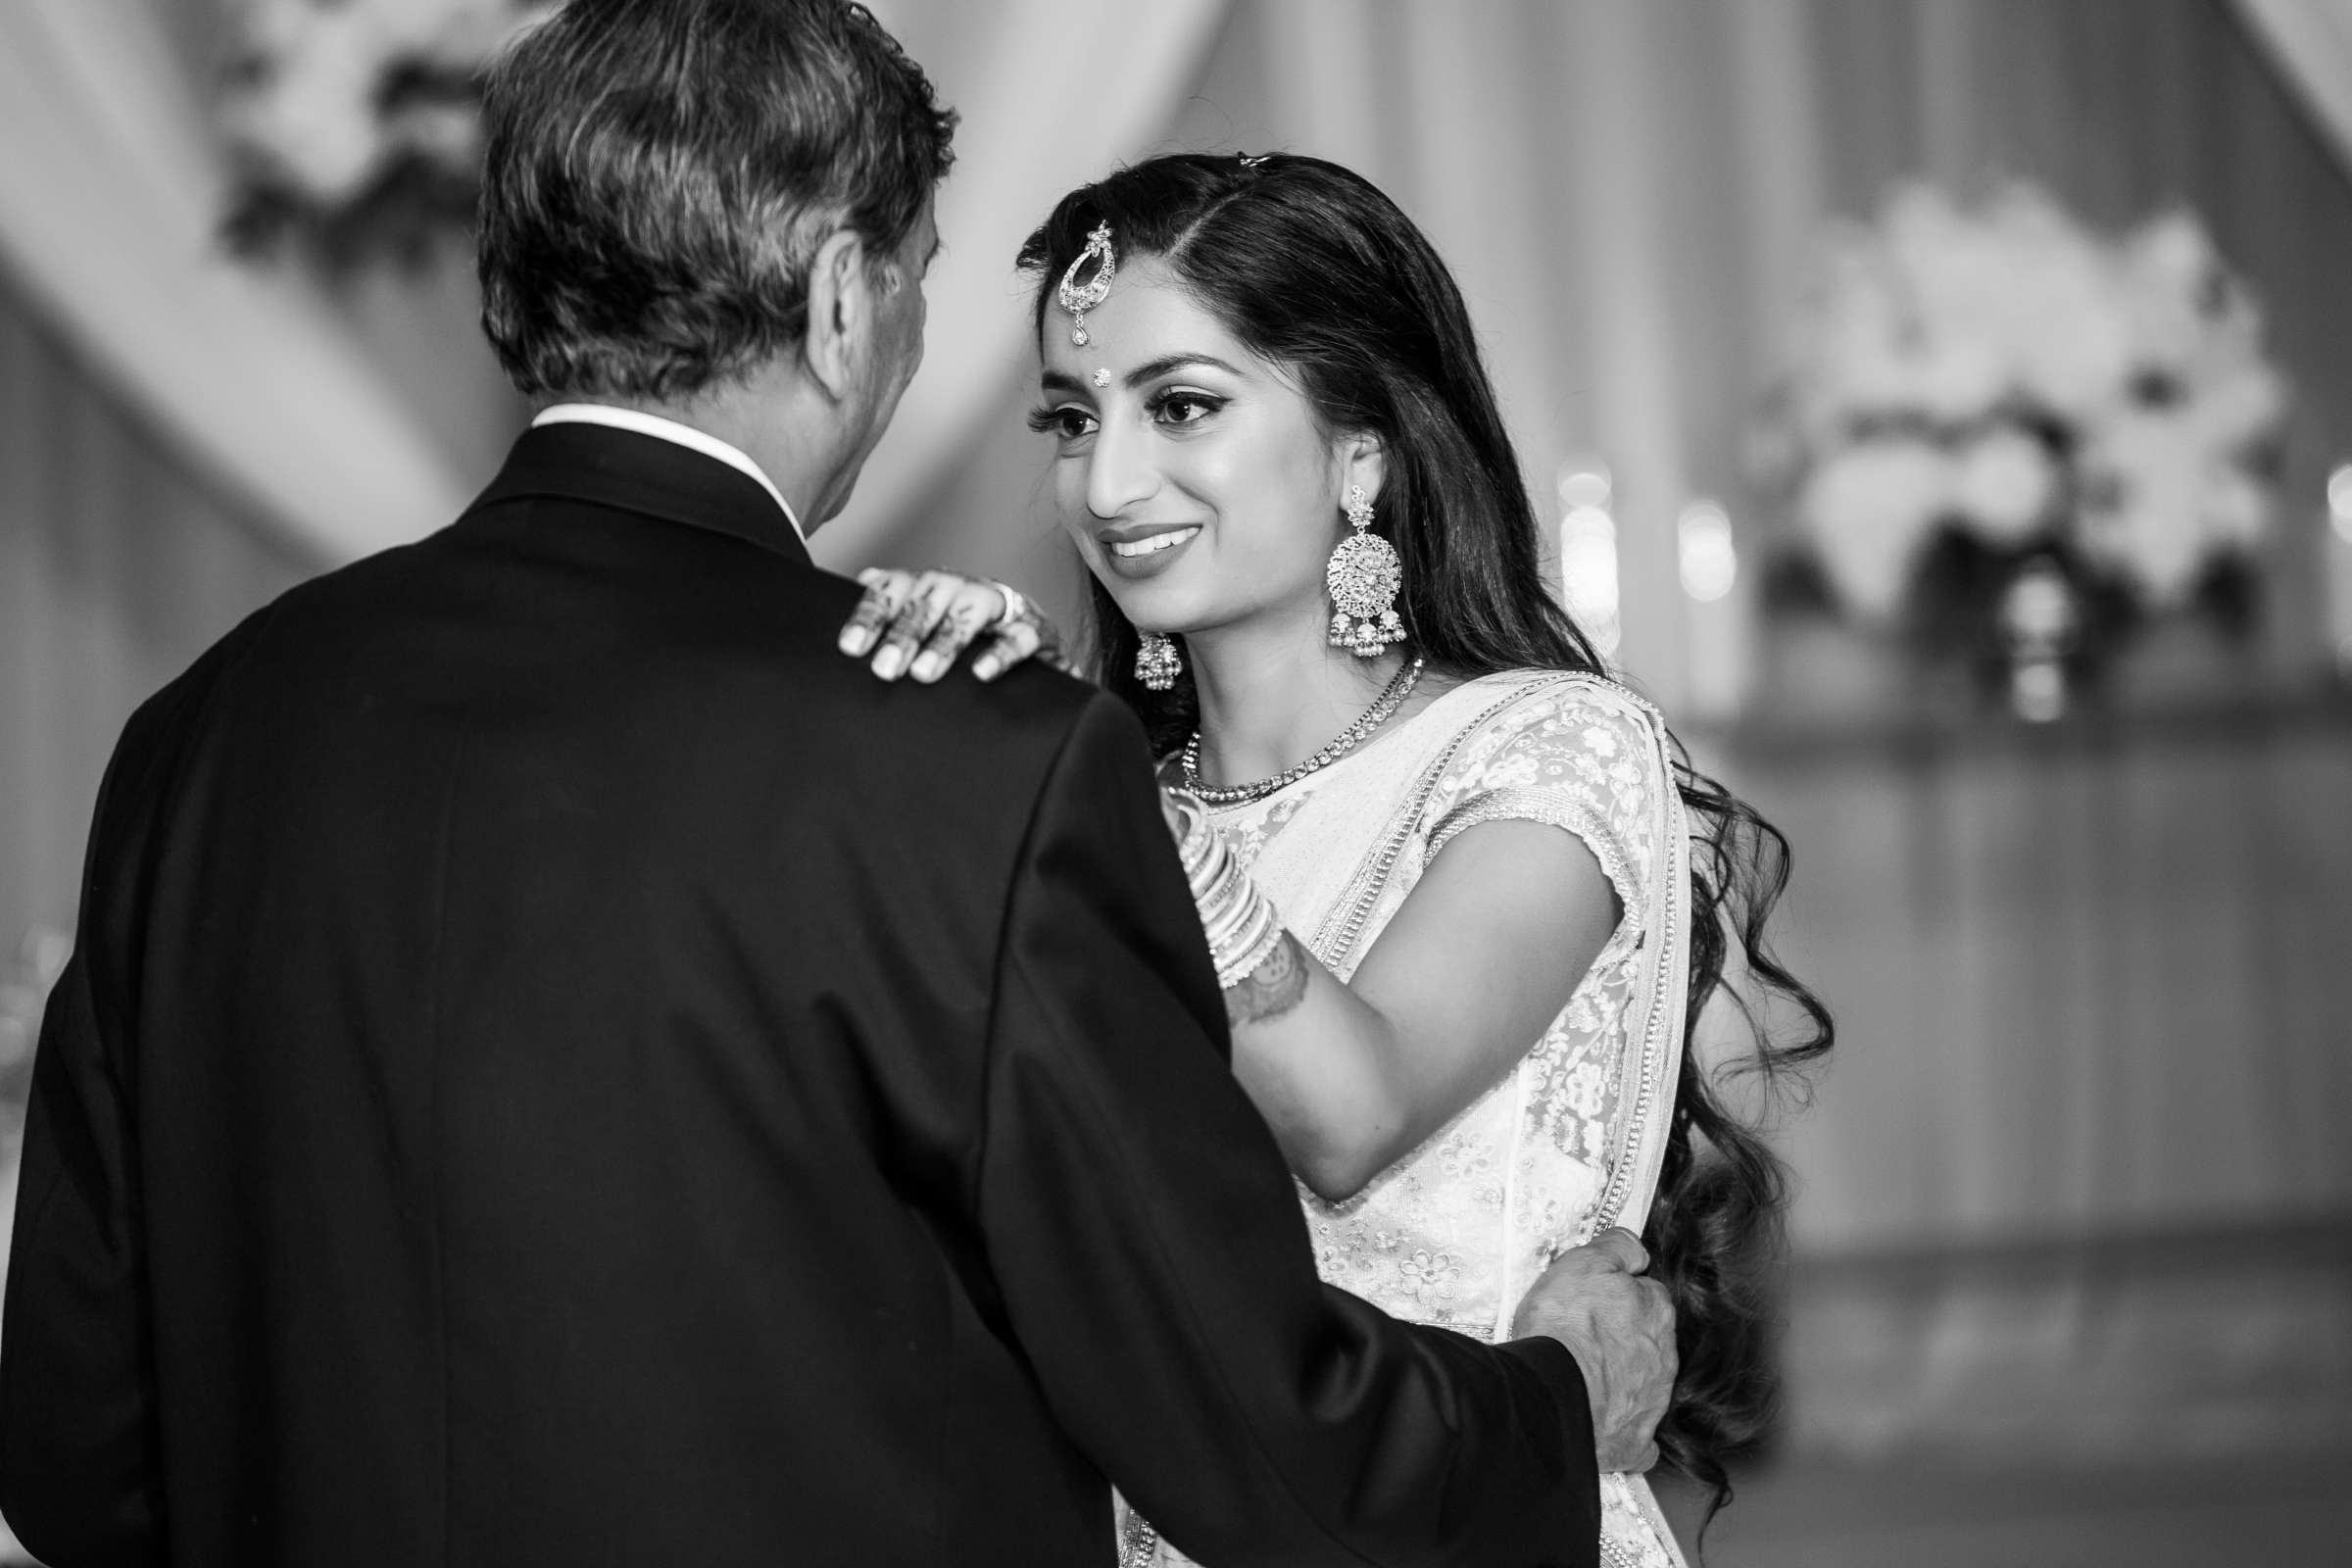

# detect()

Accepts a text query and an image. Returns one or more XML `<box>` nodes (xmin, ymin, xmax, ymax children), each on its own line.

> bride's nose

<box><xmin>1085</xmin><ymin>413</ymin><xmax>1159</xmax><ymax>520</ymax></box>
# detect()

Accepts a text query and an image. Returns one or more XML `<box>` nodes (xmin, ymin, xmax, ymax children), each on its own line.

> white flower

<box><xmin>1479</xmin><ymin>752</ymin><xmax>1541</xmax><ymax>790</ymax></box>
<box><xmin>2078</xmin><ymin>411</ymin><xmax>2210</xmax><ymax>606</ymax></box>
<box><xmin>2127</xmin><ymin>210</ymin><xmax>2219</xmax><ymax>300</ymax></box>
<box><xmin>226</xmin><ymin>0</ymin><xmax>552</xmax><ymax>205</ymax></box>
<box><xmin>1788</xmin><ymin>238</ymin><xmax>1916</xmax><ymax>432</ymax></box>
<box><xmin>2004</xmin><ymin>274</ymin><xmax>2132</xmax><ymax>420</ymax></box>
<box><xmin>227</xmin><ymin>5</ymin><xmax>395</xmax><ymax>203</ymax></box>
<box><xmin>2192</xmin><ymin>365</ymin><xmax>2288</xmax><ymax>454</ymax></box>
<box><xmin>1564</xmin><ymin>1060</ymin><xmax>1608</xmax><ymax>1120</ymax></box>
<box><xmin>2118</xmin><ymin>210</ymin><xmax>2220</xmax><ymax>377</ymax></box>
<box><xmin>1950</xmin><ymin>426</ymin><xmax>2058</xmax><ymax>547</ymax></box>
<box><xmin>1909</xmin><ymin>340</ymin><xmax>2009</xmax><ymax>425</ymax></box>
<box><xmin>1885</xmin><ymin>188</ymin><xmax>2028</xmax><ymax>421</ymax></box>
<box><xmin>1797</xmin><ymin>438</ymin><xmax>1954</xmax><ymax>622</ymax></box>
<box><xmin>2202</xmin><ymin>466</ymin><xmax>2270</xmax><ymax>550</ymax></box>
<box><xmin>1768</xmin><ymin>177</ymin><xmax>2288</xmax><ymax>619</ymax></box>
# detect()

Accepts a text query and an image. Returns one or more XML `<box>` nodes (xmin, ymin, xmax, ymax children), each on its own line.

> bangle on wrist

<box><xmin>1163</xmin><ymin>785</ymin><xmax>1291</xmax><ymax>990</ymax></box>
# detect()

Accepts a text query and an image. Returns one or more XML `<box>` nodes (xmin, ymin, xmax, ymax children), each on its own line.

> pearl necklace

<box><xmin>1180</xmin><ymin>655</ymin><xmax>1426</xmax><ymax>807</ymax></box>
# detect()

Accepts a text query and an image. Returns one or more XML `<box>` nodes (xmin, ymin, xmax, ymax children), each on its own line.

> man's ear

<box><xmin>801</xmin><ymin>229</ymin><xmax>871</xmax><ymax>401</ymax></box>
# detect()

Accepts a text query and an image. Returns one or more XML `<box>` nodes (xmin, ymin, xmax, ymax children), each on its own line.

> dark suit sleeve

<box><xmin>975</xmin><ymin>692</ymin><xmax>1600</xmax><ymax>1568</ymax></box>
<box><xmin>0</xmin><ymin>672</ymin><xmax>203</xmax><ymax>1566</ymax></box>
<box><xmin>1</xmin><ymin>952</ymin><xmax>163</xmax><ymax>1566</ymax></box>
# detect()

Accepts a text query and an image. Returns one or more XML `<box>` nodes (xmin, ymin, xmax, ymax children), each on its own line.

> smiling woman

<box><xmin>990</xmin><ymin>152</ymin><xmax>1835</xmax><ymax>1566</ymax></box>
<box><xmin>1028</xmin><ymin>324</ymin><xmax>1317</xmax><ymax>605</ymax></box>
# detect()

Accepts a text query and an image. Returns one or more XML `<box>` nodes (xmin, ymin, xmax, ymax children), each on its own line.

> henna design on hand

<box><xmin>1225</xmin><ymin>931</ymin><xmax>1310</xmax><ymax>1029</ymax></box>
<box><xmin>840</xmin><ymin>570</ymin><xmax>912</xmax><ymax>656</ymax></box>
<box><xmin>914</xmin><ymin>595</ymin><xmax>992</xmax><ymax>678</ymax></box>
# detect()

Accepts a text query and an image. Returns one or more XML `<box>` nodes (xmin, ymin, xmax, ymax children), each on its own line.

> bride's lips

<box><xmin>1097</xmin><ymin>521</ymin><xmax>1203</xmax><ymax>579</ymax></box>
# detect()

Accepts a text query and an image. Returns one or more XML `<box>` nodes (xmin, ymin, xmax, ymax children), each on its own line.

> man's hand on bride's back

<box><xmin>837</xmin><ymin>567</ymin><xmax>1068</xmax><ymax>683</ymax></box>
<box><xmin>1511</xmin><ymin>1227</ymin><xmax>1677</xmax><ymax>1473</ymax></box>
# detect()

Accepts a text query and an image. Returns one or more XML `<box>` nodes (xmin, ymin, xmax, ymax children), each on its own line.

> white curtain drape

<box><xmin>0</xmin><ymin>0</ymin><xmax>470</xmax><ymax>562</ymax></box>
<box><xmin>0</xmin><ymin>0</ymin><xmax>1230</xmax><ymax>571</ymax></box>
<box><xmin>2234</xmin><ymin>0</ymin><xmax>2352</xmax><ymax>176</ymax></box>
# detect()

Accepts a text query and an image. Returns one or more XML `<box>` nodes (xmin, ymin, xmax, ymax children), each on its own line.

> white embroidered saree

<box><xmin>1125</xmin><ymin>669</ymin><xmax>1693</xmax><ymax>1568</ymax></box>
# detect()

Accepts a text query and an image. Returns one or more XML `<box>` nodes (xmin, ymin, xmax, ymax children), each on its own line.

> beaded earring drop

<box><xmin>1326</xmin><ymin>485</ymin><xmax>1404</xmax><ymax>657</ymax></box>
<box><xmin>1135</xmin><ymin>631</ymin><xmax>1182</xmax><ymax>691</ymax></box>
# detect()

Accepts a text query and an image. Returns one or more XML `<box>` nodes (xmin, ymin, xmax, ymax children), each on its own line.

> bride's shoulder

<box><xmin>1420</xmin><ymin>669</ymin><xmax>1674</xmax><ymax>818</ymax></box>
<box><xmin>1446</xmin><ymin>665</ymin><xmax>1664</xmax><ymax>736</ymax></box>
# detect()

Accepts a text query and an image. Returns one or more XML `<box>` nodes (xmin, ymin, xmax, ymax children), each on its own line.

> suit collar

<box><xmin>470</xmin><ymin>422</ymin><xmax>814</xmax><ymax>566</ymax></box>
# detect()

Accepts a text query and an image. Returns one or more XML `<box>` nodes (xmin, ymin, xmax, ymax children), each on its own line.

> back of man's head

<box><xmin>478</xmin><ymin>0</ymin><xmax>955</xmax><ymax>404</ymax></box>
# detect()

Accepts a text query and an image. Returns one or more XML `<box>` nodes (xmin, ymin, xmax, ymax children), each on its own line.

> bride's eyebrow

<box><xmin>1124</xmin><ymin>353</ymin><xmax>1242</xmax><ymax>386</ymax></box>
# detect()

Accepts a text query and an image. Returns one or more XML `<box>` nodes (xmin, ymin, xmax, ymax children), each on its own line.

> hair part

<box><xmin>1020</xmin><ymin>152</ymin><xmax>1835</xmax><ymax>1528</ymax></box>
<box><xmin>478</xmin><ymin>0</ymin><xmax>954</xmax><ymax>402</ymax></box>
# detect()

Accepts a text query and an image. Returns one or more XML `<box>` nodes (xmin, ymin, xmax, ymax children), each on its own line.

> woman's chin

<box><xmin>1096</xmin><ymin>577</ymin><xmax>1206</xmax><ymax>638</ymax></box>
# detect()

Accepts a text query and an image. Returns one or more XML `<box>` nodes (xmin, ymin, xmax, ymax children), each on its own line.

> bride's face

<box><xmin>1029</xmin><ymin>258</ymin><xmax>1372</xmax><ymax>640</ymax></box>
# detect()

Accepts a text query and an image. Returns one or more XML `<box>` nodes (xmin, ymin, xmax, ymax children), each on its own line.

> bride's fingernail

<box><xmin>910</xmin><ymin>652</ymin><xmax>945</xmax><ymax>682</ymax></box>
<box><xmin>972</xmin><ymin>656</ymin><xmax>1001</xmax><ymax>681</ymax></box>
<box><xmin>875</xmin><ymin>646</ymin><xmax>906</xmax><ymax>678</ymax></box>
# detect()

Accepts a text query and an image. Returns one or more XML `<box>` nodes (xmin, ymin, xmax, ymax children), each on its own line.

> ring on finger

<box><xmin>984</xmin><ymin>579</ymin><xmax>1031</xmax><ymax>629</ymax></box>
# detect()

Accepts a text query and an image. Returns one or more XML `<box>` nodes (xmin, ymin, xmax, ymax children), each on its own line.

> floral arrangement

<box><xmin>221</xmin><ymin>0</ymin><xmax>554</xmax><ymax>265</ymax></box>
<box><xmin>1760</xmin><ymin>182</ymin><xmax>2287</xmax><ymax>697</ymax></box>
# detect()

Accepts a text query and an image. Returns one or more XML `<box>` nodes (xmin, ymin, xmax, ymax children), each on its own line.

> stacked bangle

<box><xmin>1164</xmin><ymin>788</ymin><xmax>1290</xmax><ymax>989</ymax></box>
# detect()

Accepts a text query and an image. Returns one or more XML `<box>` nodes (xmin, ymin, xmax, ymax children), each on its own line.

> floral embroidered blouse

<box><xmin>1128</xmin><ymin>669</ymin><xmax>1693</xmax><ymax>1568</ymax></box>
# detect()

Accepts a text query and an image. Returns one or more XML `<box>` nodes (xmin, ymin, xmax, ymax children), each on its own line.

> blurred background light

<box><xmin>1556</xmin><ymin>460</ymin><xmax>1613</xmax><ymax>513</ymax></box>
<box><xmin>1559</xmin><ymin>501</ymin><xmax>1622</xmax><ymax>659</ymax></box>
<box><xmin>1677</xmin><ymin>499</ymin><xmax>1739</xmax><ymax>603</ymax></box>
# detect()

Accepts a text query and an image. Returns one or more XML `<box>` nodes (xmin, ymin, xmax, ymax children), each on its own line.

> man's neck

<box><xmin>584</xmin><ymin>376</ymin><xmax>844</xmax><ymax>532</ymax></box>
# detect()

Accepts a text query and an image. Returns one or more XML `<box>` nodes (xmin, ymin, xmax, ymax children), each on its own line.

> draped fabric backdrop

<box><xmin>2238</xmin><ymin>0</ymin><xmax>2352</xmax><ymax>170</ymax></box>
<box><xmin>4</xmin><ymin>0</ymin><xmax>2351</xmax><ymax>1480</ymax></box>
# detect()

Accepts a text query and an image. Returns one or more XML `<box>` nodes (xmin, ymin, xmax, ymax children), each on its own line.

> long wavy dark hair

<box><xmin>1019</xmin><ymin>153</ymin><xmax>1834</xmax><ymax>1527</ymax></box>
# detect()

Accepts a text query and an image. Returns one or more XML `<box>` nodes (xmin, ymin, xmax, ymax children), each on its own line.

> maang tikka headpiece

<box><xmin>1056</xmin><ymin>221</ymin><xmax>1117</xmax><ymax>346</ymax></box>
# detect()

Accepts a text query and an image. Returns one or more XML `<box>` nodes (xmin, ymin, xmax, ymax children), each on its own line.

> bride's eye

<box><xmin>1025</xmin><ymin>405</ymin><xmax>1099</xmax><ymax>445</ymax></box>
<box><xmin>1149</xmin><ymin>390</ymin><xmax>1226</xmax><ymax>427</ymax></box>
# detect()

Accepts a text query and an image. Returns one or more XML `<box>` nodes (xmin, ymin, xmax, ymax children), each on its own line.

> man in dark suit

<box><xmin>0</xmin><ymin>2</ymin><xmax>1675</xmax><ymax>1563</ymax></box>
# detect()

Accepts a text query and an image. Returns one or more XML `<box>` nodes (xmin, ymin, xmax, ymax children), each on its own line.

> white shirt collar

<box><xmin>531</xmin><ymin>404</ymin><xmax>807</xmax><ymax>543</ymax></box>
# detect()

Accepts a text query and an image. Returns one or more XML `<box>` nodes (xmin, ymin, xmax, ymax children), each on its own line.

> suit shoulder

<box><xmin>815</xmin><ymin>649</ymin><xmax>1130</xmax><ymax>787</ymax></box>
<box><xmin>768</xmin><ymin>581</ymin><xmax>1118</xmax><ymax>758</ymax></box>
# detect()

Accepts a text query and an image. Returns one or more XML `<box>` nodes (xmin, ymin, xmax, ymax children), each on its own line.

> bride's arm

<box><xmin>1217</xmin><ymin>818</ymin><xmax>1619</xmax><ymax>1201</ymax></box>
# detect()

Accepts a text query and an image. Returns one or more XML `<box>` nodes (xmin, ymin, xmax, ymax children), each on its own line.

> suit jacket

<box><xmin>1</xmin><ymin>424</ymin><xmax>1600</xmax><ymax>1567</ymax></box>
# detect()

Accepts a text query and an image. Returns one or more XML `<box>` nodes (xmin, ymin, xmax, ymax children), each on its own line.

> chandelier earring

<box><xmin>1134</xmin><ymin>631</ymin><xmax>1183</xmax><ymax>691</ymax></box>
<box><xmin>1326</xmin><ymin>484</ymin><xmax>1404</xmax><ymax>658</ymax></box>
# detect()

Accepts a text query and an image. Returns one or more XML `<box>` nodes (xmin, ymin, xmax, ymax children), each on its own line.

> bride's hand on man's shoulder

<box><xmin>837</xmin><ymin>567</ymin><xmax>1070</xmax><ymax>684</ymax></box>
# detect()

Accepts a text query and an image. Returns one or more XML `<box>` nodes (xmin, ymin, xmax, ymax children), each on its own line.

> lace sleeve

<box><xmin>1421</xmin><ymin>679</ymin><xmax>1665</xmax><ymax>941</ymax></box>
